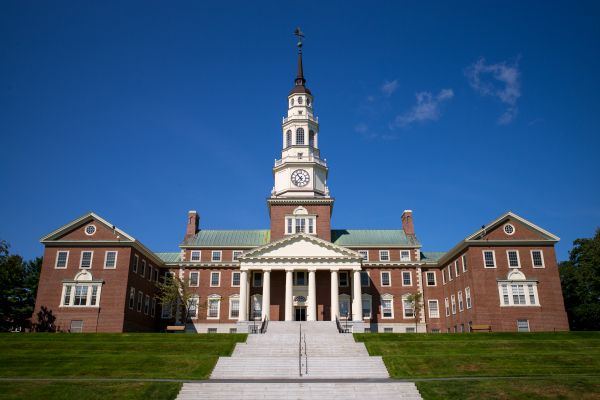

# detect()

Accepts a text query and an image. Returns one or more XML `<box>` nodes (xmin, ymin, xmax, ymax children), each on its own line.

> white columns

<box><xmin>330</xmin><ymin>270</ymin><xmax>339</xmax><ymax>321</ymax></box>
<box><xmin>262</xmin><ymin>270</ymin><xmax>271</xmax><ymax>320</ymax></box>
<box><xmin>285</xmin><ymin>269</ymin><xmax>293</xmax><ymax>321</ymax></box>
<box><xmin>307</xmin><ymin>269</ymin><xmax>317</xmax><ymax>321</ymax></box>
<box><xmin>238</xmin><ymin>270</ymin><xmax>248</xmax><ymax>321</ymax></box>
<box><xmin>352</xmin><ymin>270</ymin><xmax>363</xmax><ymax>321</ymax></box>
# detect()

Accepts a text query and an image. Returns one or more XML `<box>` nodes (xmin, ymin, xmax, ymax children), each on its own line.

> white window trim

<box><xmin>400</xmin><ymin>250</ymin><xmax>411</xmax><ymax>262</ymax></box>
<box><xmin>462</xmin><ymin>254</ymin><xmax>468</xmax><ymax>272</ymax></box>
<box><xmin>360</xmin><ymin>271</ymin><xmax>370</xmax><ymax>287</ymax></box>
<box><xmin>454</xmin><ymin>261</ymin><xmax>460</xmax><ymax>276</ymax></box>
<box><xmin>451</xmin><ymin>294</ymin><xmax>456</xmax><ymax>315</ymax></box>
<box><xmin>426</xmin><ymin>271</ymin><xmax>436</xmax><ymax>287</ymax></box>
<box><xmin>104</xmin><ymin>251</ymin><xmax>118</xmax><ymax>269</ymax></box>
<box><xmin>188</xmin><ymin>295</ymin><xmax>199</xmax><ymax>319</ymax></box>
<box><xmin>55</xmin><ymin>251</ymin><xmax>69</xmax><ymax>269</ymax></box>
<box><xmin>458</xmin><ymin>291</ymin><xmax>464</xmax><ymax>312</ymax></box>
<box><xmin>483</xmin><ymin>250</ymin><xmax>497</xmax><ymax>268</ymax></box>
<box><xmin>133</xmin><ymin>254</ymin><xmax>139</xmax><ymax>273</ymax></box>
<box><xmin>189</xmin><ymin>271</ymin><xmax>200</xmax><ymax>287</ymax></box>
<box><xmin>507</xmin><ymin>250</ymin><xmax>521</xmax><ymax>268</ymax></box>
<box><xmin>428</xmin><ymin>299</ymin><xmax>440</xmax><ymax>319</ymax></box>
<box><xmin>211</xmin><ymin>250</ymin><xmax>222</xmax><ymax>262</ymax></box>
<box><xmin>380</xmin><ymin>294</ymin><xmax>394</xmax><ymax>319</ymax></box>
<box><xmin>504</xmin><ymin>223</ymin><xmax>516</xmax><ymax>236</ymax></box>
<box><xmin>339</xmin><ymin>271</ymin><xmax>349</xmax><ymax>287</ymax></box>
<box><xmin>231</xmin><ymin>271</ymin><xmax>241</xmax><ymax>287</ymax></box>
<box><xmin>379</xmin><ymin>250</ymin><xmax>390</xmax><ymax>262</ymax></box>
<box><xmin>448</xmin><ymin>265</ymin><xmax>453</xmax><ymax>281</ymax></box>
<box><xmin>444</xmin><ymin>297</ymin><xmax>450</xmax><ymax>317</ymax></box>
<box><xmin>380</xmin><ymin>271</ymin><xmax>391</xmax><ymax>287</ymax></box>
<box><xmin>402</xmin><ymin>271</ymin><xmax>412</xmax><ymax>287</ymax></box>
<box><xmin>465</xmin><ymin>287</ymin><xmax>472</xmax><ymax>309</ymax></box>
<box><xmin>79</xmin><ymin>251</ymin><xmax>93</xmax><ymax>269</ymax></box>
<box><xmin>402</xmin><ymin>294</ymin><xmax>415</xmax><ymax>319</ymax></box>
<box><xmin>498</xmin><ymin>281</ymin><xmax>540</xmax><ymax>307</ymax></box>
<box><xmin>84</xmin><ymin>224</ymin><xmax>96</xmax><ymax>236</ymax></box>
<box><xmin>229</xmin><ymin>295</ymin><xmax>240</xmax><ymax>320</ymax></box>
<box><xmin>207</xmin><ymin>295</ymin><xmax>221</xmax><ymax>319</ymax></box>
<box><xmin>361</xmin><ymin>293</ymin><xmax>372</xmax><ymax>320</ymax></box>
<box><xmin>190</xmin><ymin>250</ymin><xmax>201</xmax><ymax>262</ymax></box>
<box><xmin>517</xmin><ymin>319</ymin><xmax>530</xmax><ymax>332</ymax></box>
<box><xmin>284</xmin><ymin>216</ymin><xmax>317</xmax><ymax>235</ymax></box>
<box><xmin>531</xmin><ymin>250</ymin><xmax>545</xmax><ymax>268</ymax></box>
<box><xmin>442</xmin><ymin>269</ymin><xmax>446</xmax><ymax>285</ymax></box>
<box><xmin>61</xmin><ymin>283</ymin><xmax>102</xmax><ymax>308</ymax></box>
<box><xmin>137</xmin><ymin>291</ymin><xmax>143</xmax><ymax>312</ymax></box>
<box><xmin>232</xmin><ymin>250</ymin><xmax>243</xmax><ymax>261</ymax></box>
<box><xmin>210</xmin><ymin>271</ymin><xmax>221</xmax><ymax>287</ymax></box>
<box><xmin>358</xmin><ymin>250</ymin><xmax>369</xmax><ymax>261</ymax></box>
<box><xmin>128</xmin><ymin>287</ymin><xmax>135</xmax><ymax>310</ymax></box>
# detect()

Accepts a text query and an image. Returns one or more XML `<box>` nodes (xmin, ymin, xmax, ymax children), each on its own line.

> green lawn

<box><xmin>355</xmin><ymin>331</ymin><xmax>600</xmax><ymax>399</ymax></box>
<box><xmin>0</xmin><ymin>333</ymin><xmax>246</xmax><ymax>400</ymax></box>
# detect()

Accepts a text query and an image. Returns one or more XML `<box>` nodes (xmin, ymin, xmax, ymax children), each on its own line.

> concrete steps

<box><xmin>176</xmin><ymin>382</ymin><xmax>423</xmax><ymax>400</ymax></box>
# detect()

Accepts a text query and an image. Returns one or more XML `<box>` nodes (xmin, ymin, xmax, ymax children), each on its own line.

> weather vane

<box><xmin>294</xmin><ymin>27</ymin><xmax>305</xmax><ymax>53</ymax></box>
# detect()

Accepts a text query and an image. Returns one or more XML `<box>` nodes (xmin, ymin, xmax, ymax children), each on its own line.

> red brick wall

<box><xmin>361</xmin><ymin>267</ymin><xmax>419</xmax><ymax>324</ymax></box>
<box><xmin>269</xmin><ymin>204</ymin><xmax>332</xmax><ymax>241</ymax></box>
<box><xmin>123</xmin><ymin>250</ymin><xmax>162</xmax><ymax>332</ymax></box>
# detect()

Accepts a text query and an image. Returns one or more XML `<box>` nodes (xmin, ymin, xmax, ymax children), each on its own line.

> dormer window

<box><xmin>296</xmin><ymin>128</ymin><xmax>305</xmax><ymax>145</ymax></box>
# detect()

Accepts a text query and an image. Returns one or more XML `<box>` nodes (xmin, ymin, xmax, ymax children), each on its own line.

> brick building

<box><xmin>33</xmin><ymin>44</ymin><xmax>569</xmax><ymax>334</ymax></box>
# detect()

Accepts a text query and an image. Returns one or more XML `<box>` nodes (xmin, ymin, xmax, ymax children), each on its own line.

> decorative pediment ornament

<box><xmin>74</xmin><ymin>270</ymin><xmax>93</xmax><ymax>282</ymax></box>
<box><xmin>293</xmin><ymin>206</ymin><xmax>309</xmax><ymax>215</ymax></box>
<box><xmin>507</xmin><ymin>270</ymin><xmax>526</xmax><ymax>281</ymax></box>
<box><xmin>295</xmin><ymin>296</ymin><xmax>307</xmax><ymax>302</ymax></box>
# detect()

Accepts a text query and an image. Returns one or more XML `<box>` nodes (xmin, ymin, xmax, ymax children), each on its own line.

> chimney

<box><xmin>402</xmin><ymin>210</ymin><xmax>414</xmax><ymax>236</ymax></box>
<box><xmin>185</xmin><ymin>210</ymin><xmax>199</xmax><ymax>241</ymax></box>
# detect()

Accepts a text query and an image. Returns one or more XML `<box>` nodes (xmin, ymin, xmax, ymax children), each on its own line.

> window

<box><xmin>253</xmin><ymin>272</ymin><xmax>263</xmax><ymax>287</ymax></box>
<box><xmin>504</xmin><ymin>223</ymin><xmax>515</xmax><ymax>235</ymax></box>
<box><xmin>90</xmin><ymin>286</ymin><xmax>99</xmax><ymax>306</ymax></box>
<box><xmin>144</xmin><ymin>295</ymin><xmax>150</xmax><ymax>315</ymax></box>
<box><xmin>426</xmin><ymin>271</ymin><xmax>436</xmax><ymax>286</ymax></box>
<box><xmin>383</xmin><ymin>327</ymin><xmax>393</xmax><ymax>333</ymax></box>
<box><xmin>190</xmin><ymin>251</ymin><xmax>201</xmax><ymax>262</ymax></box>
<box><xmin>379</xmin><ymin>250</ymin><xmax>390</xmax><ymax>261</ymax></box>
<box><xmin>507</xmin><ymin>250</ymin><xmax>520</xmax><ymax>268</ymax></box>
<box><xmin>189</xmin><ymin>271</ymin><xmax>199</xmax><ymax>287</ymax></box>
<box><xmin>104</xmin><ymin>251</ymin><xmax>117</xmax><ymax>269</ymax></box>
<box><xmin>381</xmin><ymin>295</ymin><xmax>394</xmax><ymax>318</ymax></box>
<box><xmin>296</xmin><ymin>128</ymin><xmax>305</xmax><ymax>145</ymax></box>
<box><xmin>451</xmin><ymin>294</ymin><xmax>456</xmax><ymax>314</ymax></box>
<box><xmin>133</xmin><ymin>255</ymin><xmax>139</xmax><ymax>273</ymax></box>
<box><xmin>56</xmin><ymin>251</ymin><xmax>69</xmax><ymax>269</ymax></box>
<box><xmin>137</xmin><ymin>291</ymin><xmax>143</xmax><ymax>312</ymax></box>
<box><xmin>360</xmin><ymin>271</ymin><xmax>370</xmax><ymax>287</ymax></box>
<box><xmin>400</xmin><ymin>250</ymin><xmax>411</xmax><ymax>262</ymax></box>
<box><xmin>151</xmin><ymin>298</ymin><xmax>156</xmax><ymax>317</ymax></box>
<box><xmin>141</xmin><ymin>260</ymin><xmax>146</xmax><ymax>277</ymax></box>
<box><xmin>232</xmin><ymin>272</ymin><xmax>241</xmax><ymax>287</ymax></box>
<box><xmin>458</xmin><ymin>291</ymin><xmax>464</xmax><ymax>312</ymax></box>
<box><xmin>294</xmin><ymin>271</ymin><xmax>306</xmax><ymax>286</ymax></box>
<box><xmin>517</xmin><ymin>319</ymin><xmax>530</xmax><ymax>332</ymax></box>
<box><xmin>448</xmin><ymin>265</ymin><xmax>453</xmax><ymax>281</ymax></box>
<box><xmin>287</xmin><ymin>218</ymin><xmax>293</xmax><ymax>234</ymax></box>
<box><xmin>406</xmin><ymin>327</ymin><xmax>416</xmax><ymax>333</ymax></box>
<box><xmin>454</xmin><ymin>261</ymin><xmax>460</xmax><ymax>277</ymax></box>
<box><xmin>63</xmin><ymin>283</ymin><xmax>101</xmax><ymax>307</ymax></box>
<box><xmin>402</xmin><ymin>271</ymin><xmax>412</xmax><ymax>286</ymax></box>
<box><xmin>431</xmin><ymin>328</ymin><xmax>440</xmax><ymax>333</ymax></box>
<box><xmin>230</xmin><ymin>328</ymin><xmax>237</xmax><ymax>334</ymax></box>
<box><xmin>70</xmin><ymin>320</ymin><xmax>83</xmax><ymax>333</ymax></box>
<box><xmin>251</xmin><ymin>295</ymin><xmax>262</xmax><ymax>320</ymax></box>
<box><xmin>358</xmin><ymin>250</ymin><xmax>369</xmax><ymax>261</ymax></box>
<box><xmin>498</xmin><ymin>282</ymin><xmax>539</xmax><ymax>306</ymax></box>
<box><xmin>207</xmin><ymin>296</ymin><xmax>221</xmax><ymax>319</ymax></box>
<box><xmin>207</xmin><ymin>328</ymin><xmax>218</xmax><ymax>334</ymax></box>
<box><xmin>161</xmin><ymin>302</ymin><xmax>172</xmax><ymax>319</ymax></box>
<box><xmin>531</xmin><ymin>250</ymin><xmax>545</xmax><ymax>268</ymax></box>
<box><xmin>483</xmin><ymin>250</ymin><xmax>496</xmax><ymax>268</ymax></box>
<box><xmin>309</xmin><ymin>130</ymin><xmax>315</xmax><ymax>147</ymax></box>
<box><xmin>442</xmin><ymin>269</ymin><xmax>446</xmax><ymax>284</ymax></box>
<box><xmin>210</xmin><ymin>272</ymin><xmax>220</xmax><ymax>287</ymax></box>
<box><xmin>154</xmin><ymin>269</ymin><xmax>159</xmax><ymax>282</ymax></box>
<box><xmin>381</xmin><ymin>271</ymin><xmax>391</xmax><ymax>286</ymax></box>
<box><xmin>295</xmin><ymin>218</ymin><xmax>305</xmax><ymax>233</ymax></box>
<box><xmin>339</xmin><ymin>271</ymin><xmax>349</xmax><ymax>287</ymax></box>
<box><xmin>462</xmin><ymin>254</ymin><xmax>468</xmax><ymax>272</ymax></box>
<box><xmin>229</xmin><ymin>296</ymin><xmax>240</xmax><ymax>319</ymax></box>
<box><xmin>308</xmin><ymin>218</ymin><xmax>314</xmax><ymax>234</ymax></box>
<box><xmin>285</xmin><ymin>217</ymin><xmax>316</xmax><ymax>234</ymax></box>
<box><xmin>428</xmin><ymin>300</ymin><xmax>439</xmax><ymax>318</ymax></box>
<box><xmin>63</xmin><ymin>285</ymin><xmax>73</xmax><ymax>305</ymax></box>
<box><xmin>403</xmin><ymin>297</ymin><xmax>415</xmax><ymax>318</ymax></box>
<box><xmin>445</xmin><ymin>298</ymin><xmax>450</xmax><ymax>316</ymax></box>
<box><xmin>465</xmin><ymin>287</ymin><xmax>472</xmax><ymax>309</ymax></box>
<box><xmin>362</xmin><ymin>294</ymin><xmax>372</xmax><ymax>319</ymax></box>
<box><xmin>232</xmin><ymin>251</ymin><xmax>243</xmax><ymax>261</ymax></box>
<box><xmin>128</xmin><ymin>287</ymin><xmax>135</xmax><ymax>309</ymax></box>
<box><xmin>80</xmin><ymin>251</ymin><xmax>93</xmax><ymax>269</ymax></box>
<box><xmin>84</xmin><ymin>224</ymin><xmax>96</xmax><ymax>236</ymax></box>
<box><xmin>211</xmin><ymin>251</ymin><xmax>222</xmax><ymax>262</ymax></box>
<box><xmin>188</xmin><ymin>295</ymin><xmax>198</xmax><ymax>319</ymax></box>
<box><xmin>286</xmin><ymin>130</ymin><xmax>292</xmax><ymax>147</ymax></box>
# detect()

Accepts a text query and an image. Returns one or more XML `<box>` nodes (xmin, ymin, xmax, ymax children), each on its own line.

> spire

<box><xmin>295</xmin><ymin>51</ymin><xmax>305</xmax><ymax>86</ymax></box>
<box><xmin>290</xmin><ymin>27</ymin><xmax>311</xmax><ymax>95</ymax></box>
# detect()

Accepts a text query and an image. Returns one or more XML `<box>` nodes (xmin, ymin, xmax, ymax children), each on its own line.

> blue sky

<box><xmin>1</xmin><ymin>1</ymin><xmax>599</xmax><ymax>261</ymax></box>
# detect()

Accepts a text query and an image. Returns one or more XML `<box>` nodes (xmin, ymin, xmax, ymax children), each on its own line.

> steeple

<box><xmin>290</xmin><ymin>28</ymin><xmax>311</xmax><ymax>95</ymax></box>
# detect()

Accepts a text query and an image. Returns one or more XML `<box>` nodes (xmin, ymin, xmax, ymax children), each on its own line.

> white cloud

<box><xmin>381</xmin><ymin>80</ymin><xmax>399</xmax><ymax>97</ymax></box>
<box><xmin>392</xmin><ymin>89</ymin><xmax>454</xmax><ymax>128</ymax></box>
<box><xmin>465</xmin><ymin>57</ymin><xmax>521</xmax><ymax>124</ymax></box>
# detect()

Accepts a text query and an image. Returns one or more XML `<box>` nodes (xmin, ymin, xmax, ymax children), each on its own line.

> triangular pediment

<box><xmin>465</xmin><ymin>211</ymin><xmax>559</xmax><ymax>242</ymax></box>
<box><xmin>40</xmin><ymin>212</ymin><xmax>135</xmax><ymax>243</ymax></box>
<box><xmin>240</xmin><ymin>233</ymin><xmax>361</xmax><ymax>260</ymax></box>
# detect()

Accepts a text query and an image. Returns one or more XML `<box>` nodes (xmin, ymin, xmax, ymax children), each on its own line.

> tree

<box><xmin>34</xmin><ymin>306</ymin><xmax>56</xmax><ymax>332</ymax></box>
<box><xmin>155</xmin><ymin>272</ymin><xmax>202</xmax><ymax>326</ymax></box>
<box><xmin>406</xmin><ymin>291</ymin><xmax>423</xmax><ymax>332</ymax></box>
<box><xmin>559</xmin><ymin>228</ymin><xmax>600</xmax><ymax>330</ymax></box>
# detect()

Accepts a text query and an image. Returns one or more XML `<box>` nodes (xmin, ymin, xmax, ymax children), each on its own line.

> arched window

<box><xmin>296</xmin><ymin>128</ymin><xmax>305</xmax><ymax>145</ymax></box>
<box><xmin>286</xmin><ymin>130</ymin><xmax>292</xmax><ymax>147</ymax></box>
<box><xmin>309</xmin><ymin>130</ymin><xmax>315</xmax><ymax>147</ymax></box>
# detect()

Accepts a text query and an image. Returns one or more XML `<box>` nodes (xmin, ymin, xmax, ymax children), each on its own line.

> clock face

<box><xmin>291</xmin><ymin>169</ymin><xmax>310</xmax><ymax>187</ymax></box>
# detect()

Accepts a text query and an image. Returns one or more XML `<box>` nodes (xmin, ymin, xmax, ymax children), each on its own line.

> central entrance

<box><xmin>294</xmin><ymin>306</ymin><xmax>306</xmax><ymax>321</ymax></box>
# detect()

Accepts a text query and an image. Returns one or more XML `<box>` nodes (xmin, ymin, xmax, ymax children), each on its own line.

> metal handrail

<box><xmin>260</xmin><ymin>316</ymin><xmax>269</xmax><ymax>334</ymax></box>
<box><xmin>336</xmin><ymin>316</ymin><xmax>351</xmax><ymax>333</ymax></box>
<box><xmin>303</xmin><ymin>331</ymin><xmax>308</xmax><ymax>375</ymax></box>
<box><xmin>298</xmin><ymin>324</ymin><xmax>302</xmax><ymax>377</ymax></box>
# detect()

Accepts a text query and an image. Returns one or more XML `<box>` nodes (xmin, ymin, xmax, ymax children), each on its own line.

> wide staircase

<box><xmin>176</xmin><ymin>321</ymin><xmax>423</xmax><ymax>399</ymax></box>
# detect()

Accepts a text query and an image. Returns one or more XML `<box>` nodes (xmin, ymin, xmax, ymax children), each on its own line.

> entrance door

<box><xmin>295</xmin><ymin>307</ymin><xmax>307</xmax><ymax>321</ymax></box>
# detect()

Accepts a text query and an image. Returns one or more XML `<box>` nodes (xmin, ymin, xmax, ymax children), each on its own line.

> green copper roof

<box><xmin>155</xmin><ymin>252</ymin><xmax>181</xmax><ymax>263</ymax></box>
<box><xmin>331</xmin><ymin>230</ymin><xmax>420</xmax><ymax>247</ymax></box>
<box><xmin>420</xmin><ymin>251</ymin><xmax>446</xmax><ymax>263</ymax></box>
<box><xmin>183</xmin><ymin>230</ymin><xmax>271</xmax><ymax>247</ymax></box>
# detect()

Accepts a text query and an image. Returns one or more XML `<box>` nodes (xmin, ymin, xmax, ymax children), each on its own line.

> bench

<box><xmin>166</xmin><ymin>325</ymin><xmax>186</xmax><ymax>333</ymax></box>
<box><xmin>470</xmin><ymin>324</ymin><xmax>492</xmax><ymax>332</ymax></box>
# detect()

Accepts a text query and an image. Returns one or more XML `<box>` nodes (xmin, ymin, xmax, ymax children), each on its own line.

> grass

<box><xmin>0</xmin><ymin>333</ymin><xmax>246</xmax><ymax>400</ymax></box>
<box><xmin>355</xmin><ymin>331</ymin><xmax>600</xmax><ymax>399</ymax></box>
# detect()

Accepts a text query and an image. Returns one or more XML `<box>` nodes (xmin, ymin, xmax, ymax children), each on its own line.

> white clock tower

<box><xmin>271</xmin><ymin>36</ymin><xmax>330</xmax><ymax>199</ymax></box>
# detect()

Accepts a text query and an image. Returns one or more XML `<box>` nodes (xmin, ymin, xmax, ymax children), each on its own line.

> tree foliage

<box><xmin>406</xmin><ymin>291</ymin><xmax>423</xmax><ymax>332</ymax></box>
<box><xmin>155</xmin><ymin>272</ymin><xmax>202</xmax><ymax>325</ymax></box>
<box><xmin>0</xmin><ymin>240</ymin><xmax>42</xmax><ymax>331</ymax></box>
<box><xmin>559</xmin><ymin>228</ymin><xmax>600</xmax><ymax>330</ymax></box>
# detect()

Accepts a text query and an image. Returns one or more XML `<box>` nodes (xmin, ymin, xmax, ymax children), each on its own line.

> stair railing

<box><xmin>260</xmin><ymin>316</ymin><xmax>269</xmax><ymax>334</ymax></box>
<box><xmin>298</xmin><ymin>324</ymin><xmax>303</xmax><ymax>377</ymax></box>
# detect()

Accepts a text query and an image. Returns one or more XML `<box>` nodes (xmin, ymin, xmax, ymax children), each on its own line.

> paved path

<box><xmin>176</xmin><ymin>321</ymin><xmax>423</xmax><ymax>399</ymax></box>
